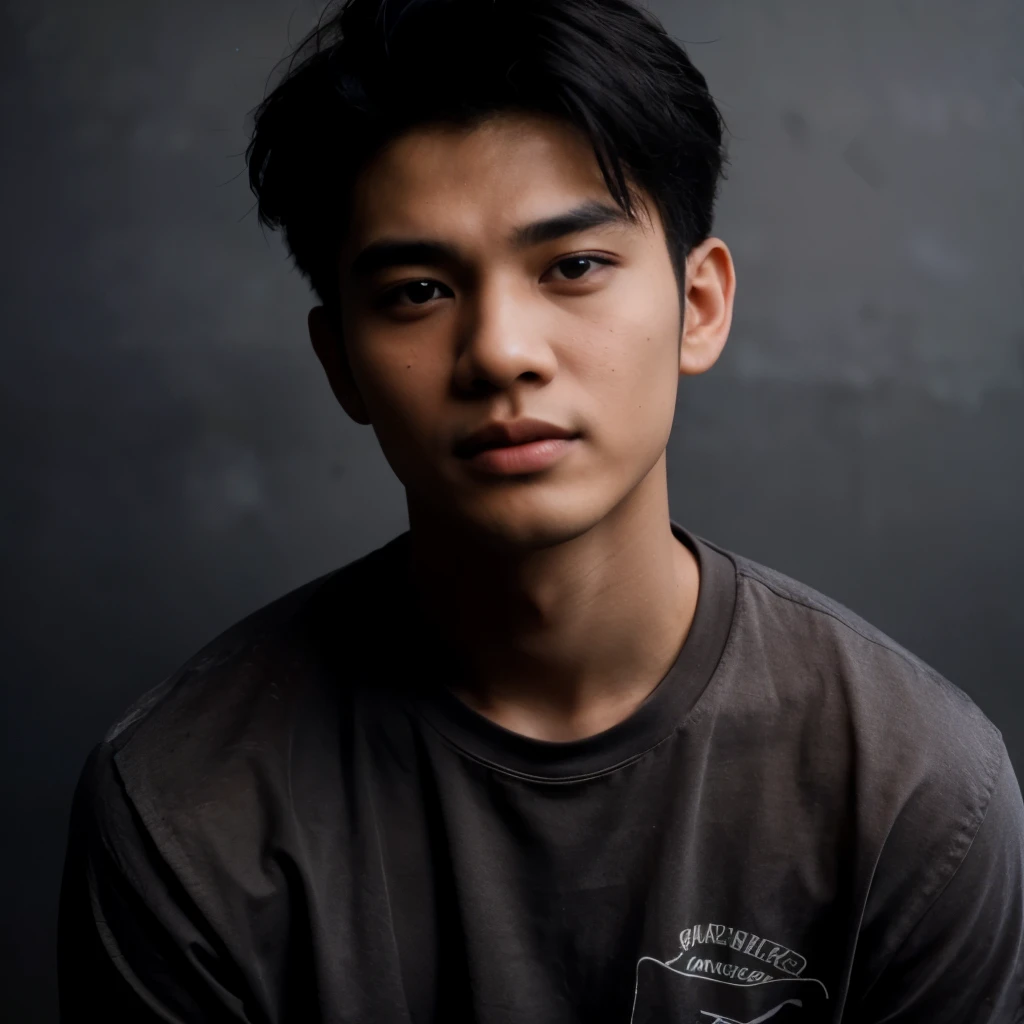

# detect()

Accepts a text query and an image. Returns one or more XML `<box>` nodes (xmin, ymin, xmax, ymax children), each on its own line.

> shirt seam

<box><xmin>859</xmin><ymin>744</ymin><xmax>1011</xmax><ymax>1006</ymax></box>
<box><xmin>735</xmin><ymin>569</ymin><xmax>933</xmax><ymax>674</ymax></box>
<box><xmin>735</xmin><ymin>569</ymin><xmax>1002</xmax><ymax>741</ymax></box>
<box><xmin>413</xmin><ymin>702</ymin><xmax>710</xmax><ymax>785</ymax></box>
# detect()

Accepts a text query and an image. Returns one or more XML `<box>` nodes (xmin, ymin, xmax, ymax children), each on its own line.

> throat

<box><xmin>412</xmin><ymin>515</ymin><xmax>702</xmax><ymax>745</ymax></box>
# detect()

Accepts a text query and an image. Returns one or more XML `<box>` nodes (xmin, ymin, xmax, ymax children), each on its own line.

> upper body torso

<box><xmin>58</xmin><ymin>523</ymin><xmax>1024</xmax><ymax>1023</ymax></box>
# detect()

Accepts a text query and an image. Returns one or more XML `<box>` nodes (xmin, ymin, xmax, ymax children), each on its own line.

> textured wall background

<box><xmin>1</xmin><ymin>1</ymin><xmax>1021</xmax><ymax>1019</ymax></box>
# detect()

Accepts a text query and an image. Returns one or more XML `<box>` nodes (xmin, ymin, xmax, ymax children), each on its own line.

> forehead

<box><xmin>344</xmin><ymin>112</ymin><xmax>651</xmax><ymax>254</ymax></box>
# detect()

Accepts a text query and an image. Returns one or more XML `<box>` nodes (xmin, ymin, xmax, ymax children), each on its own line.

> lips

<box><xmin>454</xmin><ymin>418</ymin><xmax>579</xmax><ymax>458</ymax></box>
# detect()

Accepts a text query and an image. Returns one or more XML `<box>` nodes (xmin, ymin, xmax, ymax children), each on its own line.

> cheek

<box><xmin>355</xmin><ymin>353</ymin><xmax>444</xmax><ymax>470</ymax></box>
<box><xmin>586</xmin><ymin>263</ymin><xmax>680</xmax><ymax>394</ymax></box>
<box><xmin>583</xmin><ymin>320</ymin><xmax>681</xmax><ymax>443</ymax></box>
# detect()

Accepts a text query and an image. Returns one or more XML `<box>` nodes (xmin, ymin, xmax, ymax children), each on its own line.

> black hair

<box><xmin>245</xmin><ymin>0</ymin><xmax>728</xmax><ymax>323</ymax></box>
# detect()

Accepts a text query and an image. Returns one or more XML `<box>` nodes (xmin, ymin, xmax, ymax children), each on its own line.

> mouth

<box><xmin>460</xmin><ymin>436</ymin><xmax>580</xmax><ymax>475</ymax></box>
<box><xmin>453</xmin><ymin>418</ymin><xmax>580</xmax><ymax>459</ymax></box>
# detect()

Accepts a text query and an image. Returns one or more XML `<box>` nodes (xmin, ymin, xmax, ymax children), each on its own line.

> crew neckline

<box><xmin>382</xmin><ymin>520</ymin><xmax>738</xmax><ymax>782</ymax></box>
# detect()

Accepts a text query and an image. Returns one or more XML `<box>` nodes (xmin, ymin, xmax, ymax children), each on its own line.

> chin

<box><xmin>440</xmin><ymin>485</ymin><xmax>618</xmax><ymax>552</ymax></box>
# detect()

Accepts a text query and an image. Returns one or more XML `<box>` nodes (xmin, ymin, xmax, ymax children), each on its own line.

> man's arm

<box><xmin>58</xmin><ymin>743</ymin><xmax>252</xmax><ymax>1023</ymax></box>
<box><xmin>857</xmin><ymin>744</ymin><xmax>1024</xmax><ymax>1023</ymax></box>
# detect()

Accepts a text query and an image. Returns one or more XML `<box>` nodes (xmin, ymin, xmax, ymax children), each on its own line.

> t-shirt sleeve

<box><xmin>857</xmin><ymin>743</ymin><xmax>1024</xmax><ymax>1024</ymax></box>
<box><xmin>57</xmin><ymin>742</ymin><xmax>254</xmax><ymax>1023</ymax></box>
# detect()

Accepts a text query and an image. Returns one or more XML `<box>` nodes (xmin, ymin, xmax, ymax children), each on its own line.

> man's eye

<box><xmin>547</xmin><ymin>255</ymin><xmax>614</xmax><ymax>281</ymax></box>
<box><xmin>378</xmin><ymin>280</ymin><xmax>451</xmax><ymax>309</ymax></box>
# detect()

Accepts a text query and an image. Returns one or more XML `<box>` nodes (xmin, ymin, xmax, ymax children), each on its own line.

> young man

<box><xmin>58</xmin><ymin>1</ymin><xmax>1024</xmax><ymax>1021</ymax></box>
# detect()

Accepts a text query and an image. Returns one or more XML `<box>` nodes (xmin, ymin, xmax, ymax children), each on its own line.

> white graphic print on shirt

<box><xmin>628</xmin><ymin>921</ymin><xmax>829</xmax><ymax>1024</ymax></box>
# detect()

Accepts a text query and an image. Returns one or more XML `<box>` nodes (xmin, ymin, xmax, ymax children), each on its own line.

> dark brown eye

<box><xmin>379</xmin><ymin>280</ymin><xmax>449</xmax><ymax>308</ymax></box>
<box><xmin>401</xmin><ymin>281</ymin><xmax>438</xmax><ymax>304</ymax></box>
<box><xmin>550</xmin><ymin>255</ymin><xmax>614</xmax><ymax>281</ymax></box>
<box><xmin>559</xmin><ymin>257</ymin><xmax>593</xmax><ymax>280</ymax></box>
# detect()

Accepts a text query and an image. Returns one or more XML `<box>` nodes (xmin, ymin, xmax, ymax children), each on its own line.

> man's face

<box><xmin>315</xmin><ymin>111</ymin><xmax>728</xmax><ymax>549</ymax></box>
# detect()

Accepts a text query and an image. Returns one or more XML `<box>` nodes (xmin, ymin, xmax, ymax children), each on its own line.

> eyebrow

<box><xmin>347</xmin><ymin>199</ymin><xmax>632</xmax><ymax>280</ymax></box>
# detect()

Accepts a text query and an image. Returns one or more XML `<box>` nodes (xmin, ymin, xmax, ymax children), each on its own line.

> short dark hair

<box><xmin>246</xmin><ymin>0</ymin><xmax>728</xmax><ymax>323</ymax></box>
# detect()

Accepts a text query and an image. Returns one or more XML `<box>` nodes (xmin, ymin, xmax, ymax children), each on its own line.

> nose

<box><xmin>452</xmin><ymin>277</ymin><xmax>558</xmax><ymax>395</ymax></box>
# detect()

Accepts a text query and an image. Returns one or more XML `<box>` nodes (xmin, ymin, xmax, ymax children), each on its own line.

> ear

<box><xmin>679</xmin><ymin>237</ymin><xmax>736</xmax><ymax>377</ymax></box>
<box><xmin>308</xmin><ymin>306</ymin><xmax>372</xmax><ymax>425</ymax></box>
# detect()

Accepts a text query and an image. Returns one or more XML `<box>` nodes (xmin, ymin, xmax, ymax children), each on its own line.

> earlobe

<box><xmin>308</xmin><ymin>306</ymin><xmax>372</xmax><ymax>425</ymax></box>
<box><xmin>678</xmin><ymin>238</ymin><xmax>735</xmax><ymax>377</ymax></box>
<box><xmin>678</xmin><ymin>325</ymin><xmax>728</xmax><ymax>377</ymax></box>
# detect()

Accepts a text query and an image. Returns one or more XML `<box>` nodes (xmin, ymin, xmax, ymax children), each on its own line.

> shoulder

<box><xmin>707</xmin><ymin>541</ymin><xmax>1008</xmax><ymax>846</ymax></box>
<box><xmin>709</xmin><ymin>542</ymin><xmax>1021</xmax><ymax>952</ymax></box>
<box><xmin>65</xmin><ymin>533</ymin><xmax>412</xmax><ymax>954</ymax></box>
<box><xmin>725</xmin><ymin>546</ymin><xmax>1003</xmax><ymax>769</ymax></box>
<box><xmin>98</xmin><ymin>531</ymin><xmax>411</xmax><ymax>832</ymax></box>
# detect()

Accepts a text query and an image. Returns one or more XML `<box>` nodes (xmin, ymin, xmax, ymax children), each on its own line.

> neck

<box><xmin>405</xmin><ymin>458</ymin><xmax>700</xmax><ymax>741</ymax></box>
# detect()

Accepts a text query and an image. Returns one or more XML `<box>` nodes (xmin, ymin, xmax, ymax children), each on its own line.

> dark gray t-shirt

<box><xmin>58</xmin><ymin>523</ymin><xmax>1024</xmax><ymax>1023</ymax></box>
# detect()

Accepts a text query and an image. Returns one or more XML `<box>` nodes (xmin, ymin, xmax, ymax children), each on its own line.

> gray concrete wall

<box><xmin>1</xmin><ymin>1</ymin><xmax>1021</xmax><ymax>1018</ymax></box>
